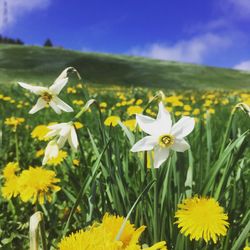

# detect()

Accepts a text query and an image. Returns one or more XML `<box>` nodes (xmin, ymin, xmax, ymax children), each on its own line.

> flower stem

<box><xmin>153</xmin><ymin>168</ymin><xmax>159</xmax><ymax>243</ymax></box>
<box><xmin>15</xmin><ymin>130</ymin><xmax>19</xmax><ymax>164</ymax></box>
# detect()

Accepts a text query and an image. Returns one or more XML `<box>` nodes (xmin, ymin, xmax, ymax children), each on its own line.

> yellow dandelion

<box><xmin>18</xmin><ymin>167</ymin><xmax>60</xmax><ymax>205</ymax></box>
<box><xmin>47</xmin><ymin>150</ymin><xmax>68</xmax><ymax>166</ymax></box>
<box><xmin>100</xmin><ymin>102</ymin><xmax>107</xmax><ymax>108</ymax></box>
<box><xmin>183</xmin><ymin>105</ymin><xmax>192</xmax><ymax>111</ymax></box>
<box><xmin>101</xmin><ymin>213</ymin><xmax>145</xmax><ymax>247</ymax></box>
<box><xmin>58</xmin><ymin>213</ymin><xmax>167</xmax><ymax>250</ymax></box>
<box><xmin>73</xmin><ymin>100</ymin><xmax>84</xmax><ymax>106</ymax></box>
<box><xmin>36</xmin><ymin>149</ymin><xmax>45</xmax><ymax>158</ymax></box>
<box><xmin>244</xmin><ymin>246</ymin><xmax>250</xmax><ymax>250</ymax></box>
<box><xmin>127</xmin><ymin>106</ymin><xmax>143</xmax><ymax>116</ymax></box>
<box><xmin>135</xmin><ymin>99</ymin><xmax>143</xmax><ymax>105</ymax></box>
<box><xmin>192</xmin><ymin>108</ymin><xmax>200</xmax><ymax>115</ymax></box>
<box><xmin>73</xmin><ymin>159</ymin><xmax>80</xmax><ymax>167</ymax></box>
<box><xmin>74</xmin><ymin>121</ymin><xmax>84</xmax><ymax>129</ymax></box>
<box><xmin>3</xmin><ymin>162</ymin><xmax>19</xmax><ymax>180</ymax></box>
<box><xmin>67</xmin><ymin>87</ymin><xmax>77</xmax><ymax>94</ymax></box>
<box><xmin>104</xmin><ymin>116</ymin><xmax>121</xmax><ymax>127</ymax></box>
<box><xmin>123</xmin><ymin>119</ymin><xmax>136</xmax><ymax>131</ymax></box>
<box><xmin>31</xmin><ymin>125</ymin><xmax>51</xmax><ymax>141</ymax></box>
<box><xmin>1</xmin><ymin>176</ymin><xmax>20</xmax><ymax>199</ymax></box>
<box><xmin>4</xmin><ymin>117</ymin><xmax>25</xmax><ymax>132</ymax></box>
<box><xmin>175</xmin><ymin>197</ymin><xmax>229</xmax><ymax>243</ymax></box>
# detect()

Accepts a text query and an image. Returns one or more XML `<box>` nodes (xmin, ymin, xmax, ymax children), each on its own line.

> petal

<box><xmin>154</xmin><ymin>146</ymin><xmax>169</xmax><ymax>168</ymax></box>
<box><xmin>136</xmin><ymin>114</ymin><xmax>158</xmax><ymax>135</ymax></box>
<box><xmin>29</xmin><ymin>98</ymin><xmax>47</xmax><ymax>114</ymax></box>
<box><xmin>68</xmin><ymin>127</ymin><xmax>79</xmax><ymax>151</ymax></box>
<box><xmin>52</xmin><ymin>96</ymin><xmax>73</xmax><ymax>112</ymax></box>
<box><xmin>171</xmin><ymin>117</ymin><xmax>195</xmax><ymax>138</ymax></box>
<box><xmin>156</xmin><ymin>102</ymin><xmax>172</xmax><ymax>133</ymax></box>
<box><xmin>131</xmin><ymin>136</ymin><xmax>157</xmax><ymax>152</ymax></box>
<box><xmin>49</xmin><ymin>99</ymin><xmax>62</xmax><ymax>114</ymax></box>
<box><xmin>57</xmin><ymin>135</ymin><xmax>68</xmax><ymax>149</ymax></box>
<box><xmin>171</xmin><ymin>139</ymin><xmax>190</xmax><ymax>152</ymax></box>
<box><xmin>18</xmin><ymin>82</ymin><xmax>47</xmax><ymax>95</ymax></box>
<box><xmin>47</xmin><ymin>123</ymin><xmax>68</xmax><ymax>131</ymax></box>
<box><xmin>49</xmin><ymin>78</ymin><xmax>68</xmax><ymax>95</ymax></box>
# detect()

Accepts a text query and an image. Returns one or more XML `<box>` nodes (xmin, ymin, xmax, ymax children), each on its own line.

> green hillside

<box><xmin>0</xmin><ymin>44</ymin><xmax>250</xmax><ymax>89</ymax></box>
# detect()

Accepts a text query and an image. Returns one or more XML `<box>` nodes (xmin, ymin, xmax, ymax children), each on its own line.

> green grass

<box><xmin>1</xmin><ymin>44</ymin><xmax>250</xmax><ymax>89</ymax></box>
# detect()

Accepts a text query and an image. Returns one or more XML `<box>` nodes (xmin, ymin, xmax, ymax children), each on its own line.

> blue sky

<box><xmin>1</xmin><ymin>0</ymin><xmax>250</xmax><ymax>70</ymax></box>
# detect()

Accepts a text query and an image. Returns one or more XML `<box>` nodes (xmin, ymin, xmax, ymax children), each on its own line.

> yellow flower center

<box><xmin>41</xmin><ymin>92</ymin><xmax>53</xmax><ymax>102</ymax></box>
<box><xmin>159</xmin><ymin>134</ymin><xmax>174</xmax><ymax>148</ymax></box>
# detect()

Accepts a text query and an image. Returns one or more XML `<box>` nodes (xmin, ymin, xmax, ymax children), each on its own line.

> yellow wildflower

<box><xmin>74</xmin><ymin>122</ymin><xmax>84</xmax><ymax>129</ymax></box>
<box><xmin>67</xmin><ymin>87</ymin><xmax>77</xmax><ymax>94</ymax></box>
<box><xmin>3</xmin><ymin>162</ymin><xmax>19</xmax><ymax>180</ymax></box>
<box><xmin>36</xmin><ymin>149</ymin><xmax>45</xmax><ymax>158</ymax></box>
<box><xmin>104</xmin><ymin>116</ymin><xmax>120</xmax><ymax>127</ymax></box>
<box><xmin>18</xmin><ymin>166</ymin><xmax>60</xmax><ymax>204</ymax></box>
<box><xmin>4</xmin><ymin>117</ymin><xmax>25</xmax><ymax>132</ymax></box>
<box><xmin>47</xmin><ymin>150</ymin><xmax>68</xmax><ymax>166</ymax></box>
<box><xmin>175</xmin><ymin>197</ymin><xmax>229</xmax><ymax>243</ymax></box>
<box><xmin>127</xmin><ymin>106</ymin><xmax>143</xmax><ymax>116</ymax></box>
<box><xmin>31</xmin><ymin>125</ymin><xmax>51</xmax><ymax>141</ymax></box>
<box><xmin>123</xmin><ymin>119</ymin><xmax>136</xmax><ymax>131</ymax></box>
<box><xmin>58</xmin><ymin>213</ymin><xmax>167</xmax><ymax>250</ymax></box>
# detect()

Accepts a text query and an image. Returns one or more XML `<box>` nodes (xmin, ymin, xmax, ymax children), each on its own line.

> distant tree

<box><xmin>0</xmin><ymin>34</ymin><xmax>24</xmax><ymax>45</ymax></box>
<box><xmin>16</xmin><ymin>39</ymin><xmax>24</xmax><ymax>45</ymax></box>
<box><xmin>44</xmin><ymin>39</ymin><xmax>53</xmax><ymax>47</ymax></box>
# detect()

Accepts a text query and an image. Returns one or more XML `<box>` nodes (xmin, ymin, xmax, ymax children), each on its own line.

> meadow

<box><xmin>0</xmin><ymin>66</ymin><xmax>250</xmax><ymax>250</ymax></box>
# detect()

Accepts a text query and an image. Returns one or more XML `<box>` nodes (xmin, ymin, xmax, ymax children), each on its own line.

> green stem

<box><xmin>15</xmin><ymin>130</ymin><xmax>19</xmax><ymax>164</ymax></box>
<box><xmin>153</xmin><ymin>168</ymin><xmax>159</xmax><ymax>243</ymax></box>
<box><xmin>219</xmin><ymin>108</ymin><xmax>236</xmax><ymax>156</ymax></box>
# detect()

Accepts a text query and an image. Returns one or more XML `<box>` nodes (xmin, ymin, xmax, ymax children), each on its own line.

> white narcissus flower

<box><xmin>43</xmin><ymin>140</ymin><xmax>59</xmax><ymax>165</ymax></box>
<box><xmin>18</xmin><ymin>67</ymin><xmax>76</xmax><ymax>114</ymax></box>
<box><xmin>46</xmin><ymin>122</ymin><xmax>79</xmax><ymax>151</ymax></box>
<box><xmin>131</xmin><ymin>102</ymin><xmax>195</xmax><ymax>168</ymax></box>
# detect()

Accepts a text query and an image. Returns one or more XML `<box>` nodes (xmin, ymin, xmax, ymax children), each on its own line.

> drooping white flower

<box><xmin>18</xmin><ymin>67</ymin><xmax>76</xmax><ymax>114</ymax></box>
<box><xmin>131</xmin><ymin>102</ymin><xmax>195</xmax><ymax>168</ymax></box>
<box><xmin>46</xmin><ymin>122</ymin><xmax>79</xmax><ymax>151</ymax></box>
<box><xmin>42</xmin><ymin>140</ymin><xmax>59</xmax><ymax>165</ymax></box>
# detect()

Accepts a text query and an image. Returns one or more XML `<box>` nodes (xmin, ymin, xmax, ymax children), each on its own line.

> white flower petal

<box><xmin>49</xmin><ymin>100</ymin><xmax>62</xmax><ymax>114</ymax></box>
<box><xmin>154</xmin><ymin>146</ymin><xmax>169</xmax><ymax>168</ymax></box>
<box><xmin>171</xmin><ymin>139</ymin><xmax>190</xmax><ymax>152</ymax></box>
<box><xmin>68</xmin><ymin>127</ymin><xmax>79</xmax><ymax>151</ymax></box>
<box><xmin>136</xmin><ymin>102</ymin><xmax>172</xmax><ymax>136</ymax></box>
<box><xmin>29</xmin><ymin>98</ymin><xmax>47</xmax><ymax>114</ymax></box>
<box><xmin>57</xmin><ymin>135</ymin><xmax>68</xmax><ymax>149</ymax></box>
<box><xmin>136</xmin><ymin>114</ymin><xmax>158</xmax><ymax>135</ymax></box>
<box><xmin>49</xmin><ymin>78</ymin><xmax>68</xmax><ymax>95</ymax></box>
<box><xmin>131</xmin><ymin>136</ymin><xmax>157</xmax><ymax>152</ymax></box>
<box><xmin>171</xmin><ymin>117</ymin><xmax>195</xmax><ymax>138</ymax></box>
<box><xmin>47</xmin><ymin>123</ymin><xmax>68</xmax><ymax>130</ymax></box>
<box><xmin>52</xmin><ymin>96</ymin><xmax>73</xmax><ymax>112</ymax></box>
<box><xmin>18</xmin><ymin>82</ymin><xmax>48</xmax><ymax>95</ymax></box>
<box><xmin>156</xmin><ymin>102</ymin><xmax>172</xmax><ymax>133</ymax></box>
<box><xmin>43</xmin><ymin>141</ymin><xmax>59</xmax><ymax>165</ymax></box>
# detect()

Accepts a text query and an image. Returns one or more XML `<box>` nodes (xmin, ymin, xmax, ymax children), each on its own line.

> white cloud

<box><xmin>220</xmin><ymin>0</ymin><xmax>250</xmax><ymax>18</ymax></box>
<box><xmin>234</xmin><ymin>60</ymin><xmax>250</xmax><ymax>71</ymax></box>
<box><xmin>129</xmin><ymin>33</ymin><xmax>231</xmax><ymax>64</ymax></box>
<box><xmin>0</xmin><ymin>0</ymin><xmax>50</xmax><ymax>32</ymax></box>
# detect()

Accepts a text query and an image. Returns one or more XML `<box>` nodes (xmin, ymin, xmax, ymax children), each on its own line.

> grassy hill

<box><xmin>0</xmin><ymin>44</ymin><xmax>250</xmax><ymax>89</ymax></box>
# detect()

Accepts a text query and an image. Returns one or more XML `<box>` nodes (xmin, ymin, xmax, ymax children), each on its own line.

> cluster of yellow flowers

<box><xmin>58</xmin><ymin>213</ymin><xmax>167</xmax><ymax>250</ymax></box>
<box><xmin>4</xmin><ymin>117</ymin><xmax>25</xmax><ymax>132</ymax></box>
<box><xmin>1</xmin><ymin>162</ymin><xmax>60</xmax><ymax>204</ymax></box>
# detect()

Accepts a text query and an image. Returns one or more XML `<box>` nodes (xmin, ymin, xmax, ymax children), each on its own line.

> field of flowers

<box><xmin>0</xmin><ymin>67</ymin><xmax>250</xmax><ymax>250</ymax></box>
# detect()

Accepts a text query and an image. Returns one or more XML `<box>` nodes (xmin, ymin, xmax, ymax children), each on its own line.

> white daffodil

<box><xmin>131</xmin><ymin>102</ymin><xmax>195</xmax><ymax>168</ymax></box>
<box><xmin>42</xmin><ymin>140</ymin><xmax>59</xmax><ymax>165</ymax></box>
<box><xmin>18</xmin><ymin>67</ymin><xmax>76</xmax><ymax>114</ymax></box>
<box><xmin>46</xmin><ymin>122</ymin><xmax>79</xmax><ymax>151</ymax></box>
